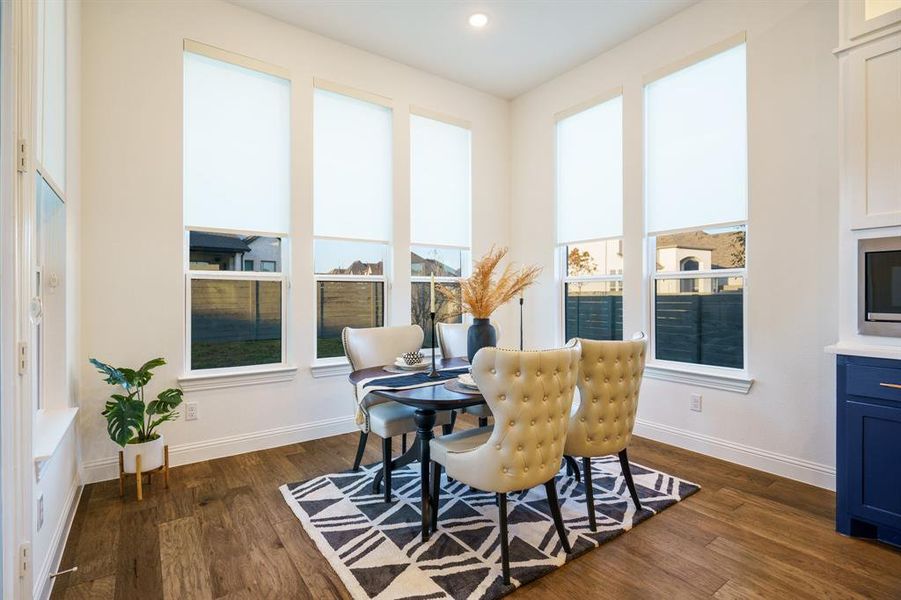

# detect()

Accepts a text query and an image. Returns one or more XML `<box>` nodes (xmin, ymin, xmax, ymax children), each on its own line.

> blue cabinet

<box><xmin>836</xmin><ymin>355</ymin><xmax>901</xmax><ymax>547</ymax></box>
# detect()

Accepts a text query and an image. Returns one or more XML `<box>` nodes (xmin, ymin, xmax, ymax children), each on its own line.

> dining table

<box><xmin>348</xmin><ymin>356</ymin><xmax>486</xmax><ymax>541</ymax></box>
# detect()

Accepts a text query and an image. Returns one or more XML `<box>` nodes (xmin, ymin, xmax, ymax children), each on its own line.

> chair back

<box><xmin>342</xmin><ymin>325</ymin><xmax>424</xmax><ymax>371</ymax></box>
<box><xmin>437</xmin><ymin>321</ymin><xmax>502</xmax><ymax>358</ymax></box>
<box><xmin>447</xmin><ymin>344</ymin><xmax>580</xmax><ymax>493</ymax></box>
<box><xmin>565</xmin><ymin>334</ymin><xmax>647</xmax><ymax>458</ymax></box>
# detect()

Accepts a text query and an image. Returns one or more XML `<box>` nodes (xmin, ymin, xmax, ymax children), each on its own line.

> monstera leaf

<box><xmin>147</xmin><ymin>387</ymin><xmax>183</xmax><ymax>415</ymax></box>
<box><xmin>89</xmin><ymin>358</ymin><xmax>130</xmax><ymax>389</ymax></box>
<box><xmin>101</xmin><ymin>394</ymin><xmax>144</xmax><ymax>447</ymax></box>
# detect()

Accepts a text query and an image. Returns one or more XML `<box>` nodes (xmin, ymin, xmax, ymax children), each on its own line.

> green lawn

<box><xmin>192</xmin><ymin>339</ymin><xmax>282</xmax><ymax>370</ymax></box>
<box><xmin>317</xmin><ymin>337</ymin><xmax>345</xmax><ymax>359</ymax></box>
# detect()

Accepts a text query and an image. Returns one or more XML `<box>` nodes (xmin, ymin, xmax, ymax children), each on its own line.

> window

<box><xmin>314</xmin><ymin>87</ymin><xmax>392</xmax><ymax>359</ymax></box>
<box><xmin>410</xmin><ymin>113</ymin><xmax>471</xmax><ymax>348</ymax></box>
<box><xmin>36</xmin><ymin>0</ymin><xmax>66</xmax><ymax>190</ymax></box>
<box><xmin>183</xmin><ymin>44</ymin><xmax>290</xmax><ymax>372</ymax></box>
<box><xmin>34</xmin><ymin>176</ymin><xmax>67</xmax><ymax>410</ymax></box>
<box><xmin>645</xmin><ymin>41</ymin><xmax>747</xmax><ymax>371</ymax></box>
<box><xmin>32</xmin><ymin>0</ymin><xmax>68</xmax><ymax>411</ymax></box>
<box><xmin>556</xmin><ymin>94</ymin><xmax>623</xmax><ymax>341</ymax></box>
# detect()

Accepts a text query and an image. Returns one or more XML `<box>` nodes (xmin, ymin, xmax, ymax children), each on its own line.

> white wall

<box><xmin>78</xmin><ymin>0</ymin><xmax>511</xmax><ymax>482</ymax></box>
<box><xmin>510</xmin><ymin>0</ymin><xmax>839</xmax><ymax>488</ymax></box>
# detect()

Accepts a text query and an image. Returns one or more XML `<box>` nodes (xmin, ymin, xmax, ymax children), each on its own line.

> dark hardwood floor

<box><xmin>50</xmin><ymin>418</ymin><xmax>901</xmax><ymax>599</ymax></box>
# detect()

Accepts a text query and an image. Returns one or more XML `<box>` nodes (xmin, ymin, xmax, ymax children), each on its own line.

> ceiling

<box><xmin>229</xmin><ymin>1</ymin><xmax>698</xmax><ymax>99</ymax></box>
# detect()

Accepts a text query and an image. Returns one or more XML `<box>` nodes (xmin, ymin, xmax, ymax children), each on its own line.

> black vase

<box><xmin>467</xmin><ymin>318</ymin><xmax>497</xmax><ymax>363</ymax></box>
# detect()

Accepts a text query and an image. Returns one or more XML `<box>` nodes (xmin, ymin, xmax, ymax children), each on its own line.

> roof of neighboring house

<box><xmin>189</xmin><ymin>231</ymin><xmax>251</xmax><ymax>253</ymax></box>
<box><xmin>655</xmin><ymin>230</ymin><xmax>744</xmax><ymax>270</ymax></box>
<box><xmin>410</xmin><ymin>252</ymin><xmax>461</xmax><ymax>277</ymax></box>
<box><xmin>330</xmin><ymin>260</ymin><xmax>384</xmax><ymax>276</ymax></box>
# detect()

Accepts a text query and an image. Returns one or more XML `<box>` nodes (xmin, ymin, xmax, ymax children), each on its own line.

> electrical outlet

<box><xmin>36</xmin><ymin>494</ymin><xmax>44</xmax><ymax>531</ymax></box>
<box><xmin>690</xmin><ymin>393</ymin><xmax>703</xmax><ymax>412</ymax></box>
<box><xmin>185</xmin><ymin>402</ymin><xmax>199</xmax><ymax>421</ymax></box>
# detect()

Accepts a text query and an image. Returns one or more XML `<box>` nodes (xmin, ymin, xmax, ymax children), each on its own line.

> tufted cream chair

<box><xmin>429</xmin><ymin>344</ymin><xmax>580</xmax><ymax>585</ymax></box>
<box><xmin>342</xmin><ymin>325</ymin><xmax>451</xmax><ymax>502</ymax></box>
<box><xmin>436</xmin><ymin>321</ymin><xmax>502</xmax><ymax>425</ymax></box>
<box><xmin>564</xmin><ymin>334</ymin><xmax>647</xmax><ymax>530</ymax></box>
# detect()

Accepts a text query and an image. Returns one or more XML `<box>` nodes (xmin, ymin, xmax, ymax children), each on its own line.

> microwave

<box><xmin>859</xmin><ymin>237</ymin><xmax>901</xmax><ymax>337</ymax></box>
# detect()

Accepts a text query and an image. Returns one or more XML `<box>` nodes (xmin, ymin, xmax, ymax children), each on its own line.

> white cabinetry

<box><xmin>839</xmin><ymin>2</ymin><xmax>901</xmax><ymax>230</ymax></box>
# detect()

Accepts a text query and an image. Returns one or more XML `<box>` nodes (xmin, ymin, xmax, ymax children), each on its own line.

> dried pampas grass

<box><xmin>438</xmin><ymin>246</ymin><xmax>541</xmax><ymax>319</ymax></box>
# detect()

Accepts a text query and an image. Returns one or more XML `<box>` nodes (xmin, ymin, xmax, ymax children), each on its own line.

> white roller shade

<box><xmin>556</xmin><ymin>95</ymin><xmax>623</xmax><ymax>244</ymax></box>
<box><xmin>183</xmin><ymin>51</ymin><xmax>291</xmax><ymax>234</ymax></box>
<box><xmin>314</xmin><ymin>88</ymin><xmax>393</xmax><ymax>242</ymax></box>
<box><xmin>37</xmin><ymin>0</ymin><xmax>66</xmax><ymax>190</ymax></box>
<box><xmin>410</xmin><ymin>114</ymin><xmax>471</xmax><ymax>247</ymax></box>
<box><xmin>645</xmin><ymin>43</ymin><xmax>747</xmax><ymax>234</ymax></box>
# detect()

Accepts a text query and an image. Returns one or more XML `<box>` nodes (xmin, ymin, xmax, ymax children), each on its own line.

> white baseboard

<box><xmin>634</xmin><ymin>418</ymin><xmax>836</xmax><ymax>491</ymax></box>
<box><xmin>36</xmin><ymin>480</ymin><xmax>82</xmax><ymax>600</ymax></box>
<box><xmin>80</xmin><ymin>415</ymin><xmax>358</xmax><ymax>484</ymax></box>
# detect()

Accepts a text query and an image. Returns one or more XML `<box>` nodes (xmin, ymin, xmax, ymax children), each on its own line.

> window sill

<box><xmin>310</xmin><ymin>358</ymin><xmax>351</xmax><ymax>379</ymax></box>
<box><xmin>644</xmin><ymin>364</ymin><xmax>753</xmax><ymax>394</ymax></box>
<box><xmin>178</xmin><ymin>366</ymin><xmax>297</xmax><ymax>392</ymax></box>
<box><xmin>34</xmin><ymin>407</ymin><xmax>79</xmax><ymax>480</ymax></box>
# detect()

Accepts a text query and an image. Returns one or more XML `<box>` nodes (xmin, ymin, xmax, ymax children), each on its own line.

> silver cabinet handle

<box><xmin>879</xmin><ymin>383</ymin><xmax>901</xmax><ymax>390</ymax></box>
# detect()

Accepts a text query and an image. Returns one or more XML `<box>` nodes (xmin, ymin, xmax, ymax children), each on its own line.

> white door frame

<box><xmin>2</xmin><ymin>1</ymin><xmax>36</xmax><ymax>598</ymax></box>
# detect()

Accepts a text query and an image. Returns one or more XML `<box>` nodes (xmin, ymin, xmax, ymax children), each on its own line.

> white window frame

<box><xmin>646</xmin><ymin>224</ymin><xmax>750</xmax><ymax>380</ymax></box>
<box><xmin>183</xmin><ymin>226</ymin><xmax>289</xmax><ymax>377</ymax></box>
<box><xmin>558</xmin><ymin>237</ymin><xmax>624</xmax><ymax>343</ymax></box>
<box><xmin>313</xmin><ymin>235</ymin><xmax>391</xmax><ymax>362</ymax></box>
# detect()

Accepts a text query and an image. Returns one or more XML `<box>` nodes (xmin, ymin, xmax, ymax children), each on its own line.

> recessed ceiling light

<box><xmin>468</xmin><ymin>13</ymin><xmax>489</xmax><ymax>28</ymax></box>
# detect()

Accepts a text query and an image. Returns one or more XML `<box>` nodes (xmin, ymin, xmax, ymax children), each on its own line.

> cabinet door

<box><xmin>847</xmin><ymin>32</ymin><xmax>901</xmax><ymax>229</ymax></box>
<box><xmin>847</xmin><ymin>400</ymin><xmax>901</xmax><ymax>529</ymax></box>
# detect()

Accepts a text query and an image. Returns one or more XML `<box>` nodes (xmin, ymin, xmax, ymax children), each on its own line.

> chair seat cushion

<box><xmin>430</xmin><ymin>426</ymin><xmax>492</xmax><ymax>466</ymax></box>
<box><xmin>368</xmin><ymin>401</ymin><xmax>452</xmax><ymax>438</ymax></box>
<box><xmin>462</xmin><ymin>403</ymin><xmax>492</xmax><ymax>418</ymax></box>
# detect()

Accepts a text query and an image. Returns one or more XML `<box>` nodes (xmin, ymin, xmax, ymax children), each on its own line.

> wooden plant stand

<box><xmin>118</xmin><ymin>445</ymin><xmax>169</xmax><ymax>501</ymax></box>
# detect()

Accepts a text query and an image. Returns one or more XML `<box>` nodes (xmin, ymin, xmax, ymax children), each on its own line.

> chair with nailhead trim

<box><xmin>436</xmin><ymin>321</ymin><xmax>502</xmax><ymax>427</ymax></box>
<box><xmin>564</xmin><ymin>333</ymin><xmax>647</xmax><ymax>531</ymax></box>
<box><xmin>428</xmin><ymin>343</ymin><xmax>580</xmax><ymax>585</ymax></box>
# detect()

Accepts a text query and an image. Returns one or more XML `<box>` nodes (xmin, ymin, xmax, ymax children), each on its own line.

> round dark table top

<box><xmin>348</xmin><ymin>356</ymin><xmax>486</xmax><ymax>412</ymax></box>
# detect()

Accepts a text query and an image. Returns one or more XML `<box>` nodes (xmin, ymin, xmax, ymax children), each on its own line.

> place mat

<box><xmin>443</xmin><ymin>379</ymin><xmax>482</xmax><ymax>395</ymax></box>
<box><xmin>281</xmin><ymin>455</ymin><xmax>700</xmax><ymax>600</ymax></box>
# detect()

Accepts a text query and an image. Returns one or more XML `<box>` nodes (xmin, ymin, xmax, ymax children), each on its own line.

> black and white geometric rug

<box><xmin>280</xmin><ymin>455</ymin><xmax>699</xmax><ymax>600</ymax></box>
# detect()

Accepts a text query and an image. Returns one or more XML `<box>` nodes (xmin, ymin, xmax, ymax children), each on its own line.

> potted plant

<box><xmin>439</xmin><ymin>246</ymin><xmax>541</xmax><ymax>362</ymax></box>
<box><xmin>90</xmin><ymin>357</ymin><xmax>183</xmax><ymax>474</ymax></box>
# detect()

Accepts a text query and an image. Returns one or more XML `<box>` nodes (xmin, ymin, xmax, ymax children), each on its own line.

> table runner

<box><xmin>354</xmin><ymin>366</ymin><xmax>470</xmax><ymax>432</ymax></box>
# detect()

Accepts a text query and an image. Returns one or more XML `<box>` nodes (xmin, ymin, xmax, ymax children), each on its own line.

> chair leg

<box><xmin>401</xmin><ymin>433</ymin><xmax>407</xmax><ymax>454</ymax></box>
<box><xmin>563</xmin><ymin>455</ymin><xmax>581</xmax><ymax>483</ymax></box>
<box><xmin>450</xmin><ymin>410</ymin><xmax>457</xmax><ymax>429</ymax></box>
<box><xmin>582</xmin><ymin>457</ymin><xmax>597</xmax><ymax>532</ymax></box>
<box><xmin>618</xmin><ymin>448</ymin><xmax>642</xmax><ymax>510</ymax></box>
<box><xmin>544</xmin><ymin>479</ymin><xmax>572</xmax><ymax>554</ymax></box>
<box><xmin>441</xmin><ymin>422</ymin><xmax>453</xmax><ymax>436</ymax></box>
<box><xmin>352</xmin><ymin>431</ymin><xmax>368</xmax><ymax>471</ymax></box>
<box><xmin>430</xmin><ymin>461</ymin><xmax>441</xmax><ymax>533</ymax></box>
<box><xmin>498</xmin><ymin>493</ymin><xmax>510</xmax><ymax>585</ymax></box>
<box><xmin>382</xmin><ymin>437</ymin><xmax>392</xmax><ymax>503</ymax></box>
<box><xmin>478</xmin><ymin>417</ymin><xmax>488</xmax><ymax>428</ymax></box>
